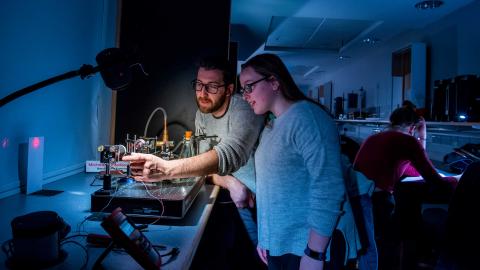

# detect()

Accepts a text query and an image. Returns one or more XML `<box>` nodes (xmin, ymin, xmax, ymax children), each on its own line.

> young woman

<box><xmin>353</xmin><ymin>106</ymin><xmax>458</xmax><ymax>269</ymax></box>
<box><xmin>239</xmin><ymin>53</ymin><xmax>350</xmax><ymax>270</ymax></box>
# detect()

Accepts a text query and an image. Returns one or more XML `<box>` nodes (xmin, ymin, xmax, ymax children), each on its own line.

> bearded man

<box><xmin>123</xmin><ymin>57</ymin><xmax>265</xmax><ymax>268</ymax></box>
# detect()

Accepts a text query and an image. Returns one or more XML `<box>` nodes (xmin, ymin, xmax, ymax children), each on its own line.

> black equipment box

<box><xmin>91</xmin><ymin>176</ymin><xmax>205</xmax><ymax>219</ymax></box>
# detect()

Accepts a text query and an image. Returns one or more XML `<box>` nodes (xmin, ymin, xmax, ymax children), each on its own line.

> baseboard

<box><xmin>0</xmin><ymin>182</ymin><xmax>21</xmax><ymax>199</ymax></box>
<box><xmin>43</xmin><ymin>163</ymin><xmax>84</xmax><ymax>184</ymax></box>
<box><xmin>0</xmin><ymin>162</ymin><xmax>85</xmax><ymax>199</ymax></box>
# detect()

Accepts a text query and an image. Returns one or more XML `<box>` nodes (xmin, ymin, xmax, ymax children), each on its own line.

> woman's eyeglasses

<box><xmin>239</xmin><ymin>76</ymin><xmax>268</xmax><ymax>95</ymax></box>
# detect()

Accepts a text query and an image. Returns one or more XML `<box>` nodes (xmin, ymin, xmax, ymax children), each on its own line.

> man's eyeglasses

<box><xmin>239</xmin><ymin>76</ymin><xmax>268</xmax><ymax>95</ymax></box>
<box><xmin>191</xmin><ymin>80</ymin><xmax>225</xmax><ymax>94</ymax></box>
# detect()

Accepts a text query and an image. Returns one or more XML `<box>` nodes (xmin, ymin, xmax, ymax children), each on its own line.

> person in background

<box><xmin>240</xmin><ymin>53</ymin><xmax>357</xmax><ymax>270</ymax></box>
<box><xmin>353</xmin><ymin>106</ymin><xmax>458</xmax><ymax>269</ymax></box>
<box><xmin>123</xmin><ymin>56</ymin><xmax>265</xmax><ymax>268</ymax></box>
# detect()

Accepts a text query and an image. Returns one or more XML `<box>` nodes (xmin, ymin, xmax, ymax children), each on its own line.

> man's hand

<box><xmin>212</xmin><ymin>175</ymin><xmax>254</xmax><ymax>208</ymax></box>
<box><xmin>225</xmin><ymin>175</ymin><xmax>255</xmax><ymax>208</ymax></box>
<box><xmin>122</xmin><ymin>153</ymin><xmax>170</xmax><ymax>182</ymax></box>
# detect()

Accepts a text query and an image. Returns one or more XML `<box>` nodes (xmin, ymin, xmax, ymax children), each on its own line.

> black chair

<box><xmin>440</xmin><ymin>161</ymin><xmax>480</xmax><ymax>269</ymax></box>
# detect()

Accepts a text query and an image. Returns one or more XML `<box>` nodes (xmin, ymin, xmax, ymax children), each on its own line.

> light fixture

<box><xmin>303</xmin><ymin>66</ymin><xmax>319</xmax><ymax>78</ymax></box>
<box><xmin>415</xmin><ymin>0</ymin><xmax>444</xmax><ymax>10</ymax></box>
<box><xmin>338</xmin><ymin>55</ymin><xmax>351</xmax><ymax>60</ymax></box>
<box><xmin>362</xmin><ymin>37</ymin><xmax>379</xmax><ymax>44</ymax></box>
<box><xmin>0</xmin><ymin>48</ymin><xmax>138</xmax><ymax>107</ymax></box>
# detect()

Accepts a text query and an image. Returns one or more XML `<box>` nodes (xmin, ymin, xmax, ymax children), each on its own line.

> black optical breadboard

<box><xmin>90</xmin><ymin>176</ymin><xmax>205</xmax><ymax>219</ymax></box>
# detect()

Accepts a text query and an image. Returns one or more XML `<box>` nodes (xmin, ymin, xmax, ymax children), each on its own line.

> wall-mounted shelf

<box><xmin>336</xmin><ymin>119</ymin><xmax>479</xmax><ymax>128</ymax></box>
<box><xmin>335</xmin><ymin>120</ymin><xmax>480</xmax><ymax>162</ymax></box>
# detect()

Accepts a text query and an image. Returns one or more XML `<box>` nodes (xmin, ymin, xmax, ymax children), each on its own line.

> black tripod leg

<box><xmin>93</xmin><ymin>242</ymin><xmax>115</xmax><ymax>270</ymax></box>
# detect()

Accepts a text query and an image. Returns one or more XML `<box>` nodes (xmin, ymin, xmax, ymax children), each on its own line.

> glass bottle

<box><xmin>179</xmin><ymin>131</ymin><xmax>195</xmax><ymax>159</ymax></box>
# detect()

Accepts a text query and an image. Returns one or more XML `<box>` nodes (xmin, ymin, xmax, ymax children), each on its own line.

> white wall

<box><xmin>315</xmin><ymin>1</ymin><xmax>480</xmax><ymax>118</ymax></box>
<box><xmin>0</xmin><ymin>0</ymin><xmax>118</xmax><ymax>198</ymax></box>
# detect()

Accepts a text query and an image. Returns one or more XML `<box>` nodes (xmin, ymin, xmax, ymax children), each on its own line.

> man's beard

<box><xmin>196</xmin><ymin>93</ymin><xmax>227</xmax><ymax>114</ymax></box>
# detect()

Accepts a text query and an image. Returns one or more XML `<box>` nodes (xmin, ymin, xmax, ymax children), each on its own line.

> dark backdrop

<box><xmin>115</xmin><ymin>0</ymin><xmax>232</xmax><ymax>144</ymax></box>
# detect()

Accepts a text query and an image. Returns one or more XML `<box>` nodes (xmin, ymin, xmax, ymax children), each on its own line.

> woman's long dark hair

<box><xmin>241</xmin><ymin>53</ymin><xmax>331</xmax><ymax>116</ymax></box>
<box><xmin>241</xmin><ymin>53</ymin><xmax>308</xmax><ymax>102</ymax></box>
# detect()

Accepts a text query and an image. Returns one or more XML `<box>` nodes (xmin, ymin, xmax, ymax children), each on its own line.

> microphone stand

<box><xmin>0</xmin><ymin>64</ymin><xmax>100</xmax><ymax>108</ymax></box>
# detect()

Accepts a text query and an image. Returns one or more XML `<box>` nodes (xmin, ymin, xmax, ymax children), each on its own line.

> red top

<box><xmin>353</xmin><ymin>130</ymin><xmax>457</xmax><ymax>192</ymax></box>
